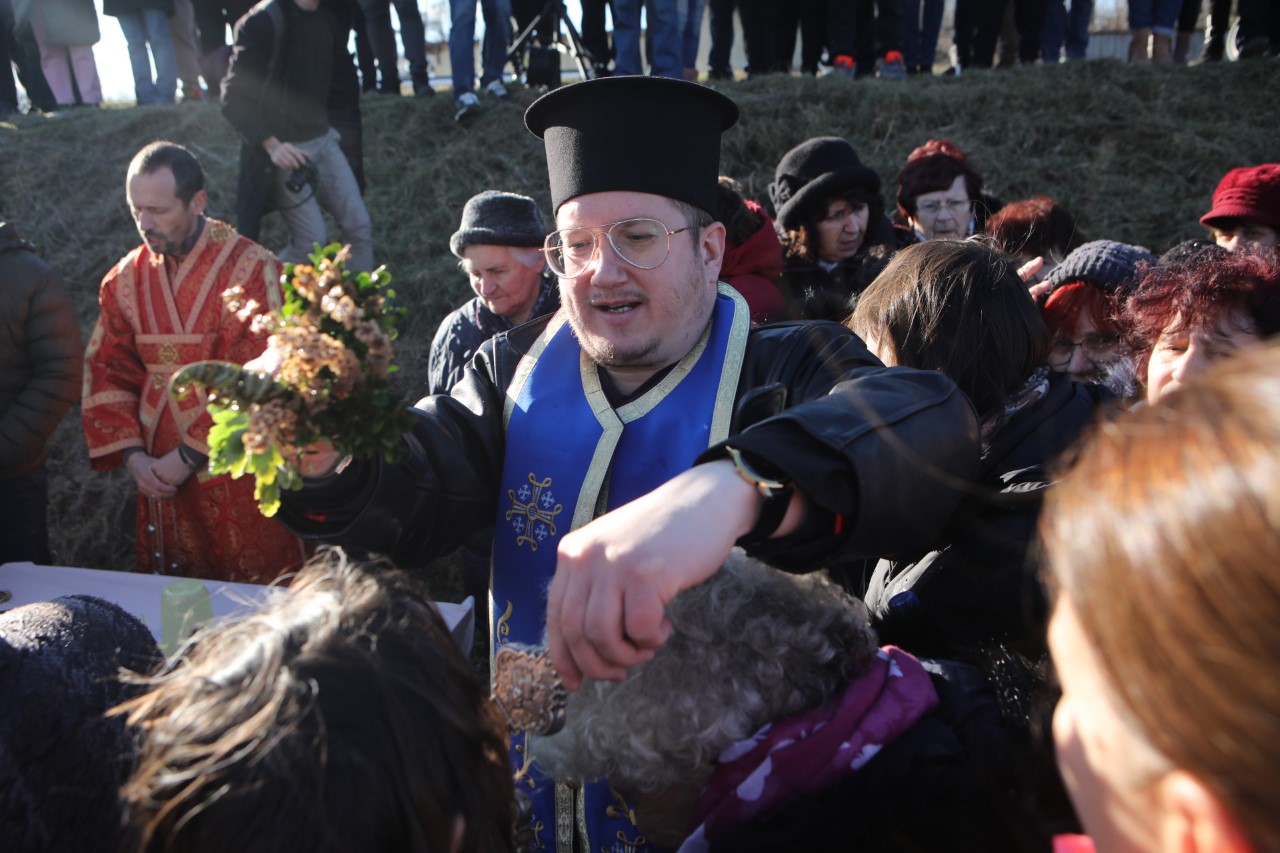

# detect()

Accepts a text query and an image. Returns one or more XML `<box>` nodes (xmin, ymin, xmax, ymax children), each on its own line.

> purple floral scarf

<box><xmin>676</xmin><ymin>646</ymin><xmax>939</xmax><ymax>852</ymax></box>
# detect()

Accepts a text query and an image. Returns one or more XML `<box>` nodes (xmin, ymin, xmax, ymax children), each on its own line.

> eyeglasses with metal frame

<box><xmin>542</xmin><ymin>217</ymin><xmax>697</xmax><ymax>278</ymax></box>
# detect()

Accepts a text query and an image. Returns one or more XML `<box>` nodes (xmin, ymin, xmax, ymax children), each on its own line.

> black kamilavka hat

<box><xmin>524</xmin><ymin>76</ymin><xmax>739</xmax><ymax>215</ymax></box>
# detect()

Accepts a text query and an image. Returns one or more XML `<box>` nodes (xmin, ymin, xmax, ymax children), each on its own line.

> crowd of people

<box><xmin>4</xmin><ymin>0</ymin><xmax>1279</xmax><ymax>118</ymax></box>
<box><xmin>1</xmin><ymin>29</ymin><xmax>1279</xmax><ymax>853</ymax></box>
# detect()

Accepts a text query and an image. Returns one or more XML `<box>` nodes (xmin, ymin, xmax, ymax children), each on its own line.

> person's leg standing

<box><xmin>312</xmin><ymin>128</ymin><xmax>375</xmax><ymax>273</ymax></box>
<box><xmin>771</xmin><ymin>0</ymin><xmax>800</xmax><ymax>71</ymax></box>
<box><xmin>797</xmin><ymin>0</ymin><xmax>824</xmax><ymax>73</ymax></box>
<box><xmin>358</xmin><ymin>0</ymin><xmax>401</xmax><ymax>92</ymax></box>
<box><xmin>827</xmin><ymin>0</ymin><xmax>857</xmax><ymax>69</ymax></box>
<box><xmin>611</xmin><ymin>0</ymin><xmax>643</xmax><ymax>73</ymax></box>
<box><xmin>902</xmin><ymin>0</ymin><xmax>922</xmax><ymax>69</ymax></box>
<box><xmin>680</xmin><ymin>0</ymin><xmax>706</xmax><ymax>74</ymax></box>
<box><xmin>1014</xmin><ymin>0</ymin><xmax>1047</xmax><ymax>62</ymax></box>
<box><xmin>169</xmin><ymin>0</ymin><xmax>203</xmax><ymax>96</ymax></box>
<box><xmin>952</xmin><ymin>0</ymin><xmax>973</xmax><ymax>66</ymax></box>
<box><xmin>1040</xmin><ymin>0</ymin><xmax>1063</xmax><ymax>60</ymax></box>
<box><xmin>117</xmin><ymin>11</ymin><xmax>159</xmax><ymax>103</ymax></box>
<box><xmin>67</xmin><ymin>45</ymin><xmax>102</xmax><ymax>102</ymax></box>
<box><xmin>142</xmin><ymin>6</ymin><xmax>178</xmax><ymax>102</ymax></box>
<box><xmin>738</xmin><ymin>0</ymin><xmax>771</xmax><ymax>71</ymax></box>
<box><xmin>0</xmin><ymin>3</ymin><xmax>18</xmax><ymax>116</ymax></box>
<box><xmin>273</xmin><ymin>135</ymin><xmax>331</xmax><ymax>267</ymax></box>
<box><xmin>1236</xmin><ymin>0</ymin><xmax>1272</xmax><ymax>54</ymax></box>
<box><xmin>390</xmin><ymin>0</ymin><xmax>430</xmax><ymax>91</ymax></box>
<box><xmin>1064</xmin><ymin>0</ymin><xmax>1089</xmax><ymax>58</ymax></box>
<box><xmin>707</xmin><ymin>0</ymin><xmax>734</xmax><ymax>75</ymax></box>
<box><xmin>27</xmin><ymin>4</ymin><xmax>72</xmax><ymax>103</ymax></box>
<box><xmin>645</xmin><ymin>0</ymin><xmax>682</xmax><ymax>77</ymax></box>
<box><xmin>875</xmin><ymin>0</ymin><xmax>905</xmax><ymax>65</ymax></box>
<box><xmin>920</xmin><ymin>0</ymin><xmax>942</xmax><ymax>67</ymax></box>
<box><xmin>448</xmin><ymin>0</ymin><xmax>478</xmax><ymax>94</ymax></box>
<box><xmin>970</xmin><ymin>0</ymin><xmax>1003</xmax><ymax>65</ymax></box>
<box><xmin>579</xmin><ymin>0</ymin><xmax>609</xmax><ymax>69</ymax></box>
<box><xmin>351</xmin><ymin>4</ymin><xmax>379</xmax><ymax>90</ymax></box>
<box><xmin>853</xmin><ymin>0</ymin><xmax>876</xmax><ymax>73</ymax></box>
<box><xmin>477</xmin><ymin>0</ymin><xmax>511</xmax><ymax>87</ymax></box>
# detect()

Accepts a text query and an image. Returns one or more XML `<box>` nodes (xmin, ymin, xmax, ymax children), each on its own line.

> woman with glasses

<box><xmin>1124</xmin><ymin>248</ymin><xmax>1280</xmax><ymax>405</ymax></box>
<box><xmin>1039</xmin><ymin>239</ymin><xmax>1155</xmax><ymax>395</ymax></box>
<box><xmin>767</xmin><ymin>136</ymin><xmax>904</xmax><ymax>321</ymax></box>
<box><xmin>895</xmin><ymin>139</ymin><xmax>996</xmax><ymax>242</ymax></box>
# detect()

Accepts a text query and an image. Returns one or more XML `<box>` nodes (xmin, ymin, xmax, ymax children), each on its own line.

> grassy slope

<box><xmin>2</xmin><ymin>59</ymin><xmax>1277</xmax><ymax>574</ymax></box>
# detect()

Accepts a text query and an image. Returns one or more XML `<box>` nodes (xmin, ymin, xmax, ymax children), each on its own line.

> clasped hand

<box><xmin>128</xmin><ymin>449</ymin><xmax>192</xmax><ymax>499</ymax></box>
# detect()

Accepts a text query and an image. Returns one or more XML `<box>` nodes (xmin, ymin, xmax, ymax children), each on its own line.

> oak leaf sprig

<box><xmin>170</xmin><ymin>244</ymin><xmax>415</xmax><ymax>516</ymax></box>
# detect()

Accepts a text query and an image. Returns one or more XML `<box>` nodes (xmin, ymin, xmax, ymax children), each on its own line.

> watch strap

<box><xmin>725</xmin><ymin>446</ymin><xmax>794</xmax><ymax>546</ymax></box>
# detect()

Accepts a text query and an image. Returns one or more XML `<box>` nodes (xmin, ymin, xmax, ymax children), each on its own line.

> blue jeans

<box><xmin>0</xmin><ymin>465</ymin><xmax>51</xmax><ymax>564</ymax></box>
<box><xmin>678</xmin><ymin>0</ymin><xmax>706</xmax><ymax>67</ymax></box>
<box><xmin>1041</xmin><ymin>0</ymin><xmax>1091</xmax><ymax>60</ymax></box>
<box><xmin>1127</xmin><ymin>0</ymin><xmax>1180</xmax><ymax>34</ymax></box>
<box><xmin>117</xmin><ymin>8</ymin><xmax>177</xmax><ymax>104</ymax></box>
<box><xmin>448</xmin><ymin>0</ymin><xmax>511</xmax><ymax>93</ymax></box>
<box><xmin>613</xmin><ymin>0</ymin><xmax>682</xmax><ymax>76</ymax></box>
<box><xmin>901</xmin><ymin>0</ymin><xmax>944</xmax><ymax>68</ymax></box>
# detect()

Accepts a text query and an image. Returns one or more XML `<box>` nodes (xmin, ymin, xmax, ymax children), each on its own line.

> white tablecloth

<box><xmin>0</xmin><ymin>562</ymin><xmax>474</xmax><ymax>653</ymax></box>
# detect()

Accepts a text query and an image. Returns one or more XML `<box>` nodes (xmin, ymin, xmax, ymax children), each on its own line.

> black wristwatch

<box><xmin>725</xmin><ymin>446</ymin><xmax>794</xmax><ymax>547</ymax></box>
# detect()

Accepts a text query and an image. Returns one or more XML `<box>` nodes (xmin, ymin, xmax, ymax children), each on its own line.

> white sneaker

<box><xmin>454</xmin><ymin>91</ymin><xmax>480</xmax><ymax>122</ymax></box>
<box><xmin>484</xmin><ymin>79</ymin><xmax>509</xmax><ymax>100</ymax></box>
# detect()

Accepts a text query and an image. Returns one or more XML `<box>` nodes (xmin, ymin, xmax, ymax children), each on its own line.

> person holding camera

<box><xmin>221</xmin><ymin>0</ymin><xmax>374</xmax><ymax>273</ymax></box>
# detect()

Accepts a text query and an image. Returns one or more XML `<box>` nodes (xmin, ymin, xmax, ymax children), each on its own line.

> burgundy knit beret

<box><xmin>1200</xmin><ymin>164</ymin><xmax>1280</xmax><ymax>230</ymax></box>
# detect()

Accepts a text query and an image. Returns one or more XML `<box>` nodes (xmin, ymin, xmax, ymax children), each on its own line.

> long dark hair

<box><xmin>118</xmin><ymin>549</ymin><xmax>517</xmax><ymax>853</ymax></box>
<box><xmin>850</xmin><ymin>240</ymin><xmax>1048</xmax><ymax>418</ymax></box>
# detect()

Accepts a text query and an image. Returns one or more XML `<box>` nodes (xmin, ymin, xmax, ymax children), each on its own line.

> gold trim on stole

<box><xmin>571</xmin><ymin>283</ymin><xmax>750</xmax><ymax>532</ymax></box>
<box><xmin>504</xmin><ymin>312</ymin><xmax>570</xmax><ymax>429</ymax></box>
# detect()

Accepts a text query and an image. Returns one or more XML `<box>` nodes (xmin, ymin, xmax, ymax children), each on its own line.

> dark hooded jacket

<box><xmin>0</xmin><ymin>222</ymin><xmax>83</xmax><ymax>480</ymax></box>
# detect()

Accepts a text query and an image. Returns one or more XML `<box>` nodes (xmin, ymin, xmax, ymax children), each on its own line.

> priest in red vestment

<box><xmin>83</xmin><ymin>141</ymin><xmax>304</xmax><ymax>584</ymax></box>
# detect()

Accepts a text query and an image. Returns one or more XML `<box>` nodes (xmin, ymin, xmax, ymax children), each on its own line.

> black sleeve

<box><xmin>221</xmin><ymin>8</ymin><xmax>276</xmax><ymax>147</ymax></box>
<box><xmin>699</xmin><ymin>322</ymin><xmax>980</xmax><ymax>570</ymax></box>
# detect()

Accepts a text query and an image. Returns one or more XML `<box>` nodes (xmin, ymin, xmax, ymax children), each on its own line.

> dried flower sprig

<box><xmin>170</xmin><ymin>244</ymin><xmax>415</xmax><ymax>516</ymax></box>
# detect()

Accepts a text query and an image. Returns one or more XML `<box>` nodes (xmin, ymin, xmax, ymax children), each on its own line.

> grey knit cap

<box><xmin>1043</xmin><ymin>239</ymin><xmax>1157</xmax><ymax>296</ymax></box>
<box><xmin>449</xmin><ymin>191</ymin><xmax>547</xmax><ymax>257</ymax></box>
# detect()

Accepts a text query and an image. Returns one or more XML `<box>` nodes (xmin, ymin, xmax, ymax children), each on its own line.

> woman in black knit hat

<box><xmin>768</xmin><ymin>137</ymin><xmax>904</xmax><ymax>322</ymax></box>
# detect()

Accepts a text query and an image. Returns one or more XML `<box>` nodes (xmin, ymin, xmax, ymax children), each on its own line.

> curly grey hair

<box><xmin>531</xmin><ymin>551</ymin><xmax>878</xmax><ymax>793</ymax></box>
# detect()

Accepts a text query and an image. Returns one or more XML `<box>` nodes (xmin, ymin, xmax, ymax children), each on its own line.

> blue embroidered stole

<box><xmin>493</xmin><ymin>285</ymin><xmax>749</xmax><ymax>852</ymax></box>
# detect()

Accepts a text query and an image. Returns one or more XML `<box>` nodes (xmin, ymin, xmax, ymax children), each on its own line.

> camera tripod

<box><xmin>505</xmin><ymin>0</ymin><xmax>598</xmax><ymax>89</ymax></box>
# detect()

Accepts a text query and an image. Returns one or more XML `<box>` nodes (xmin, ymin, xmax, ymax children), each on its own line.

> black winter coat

<box><xmin>777</xmin><ymin>246</ymin><xmax>893</xmax><ymax>322</ymax></box>
<box><xmin>0</xmin><ymin>222</ymin><xmax>83</xmax><ymax>480</ymax></box>
<box><xmin>859</xmin><ymin>374</ymin><xmax>1106</xmax><ymax>658</ymax></box>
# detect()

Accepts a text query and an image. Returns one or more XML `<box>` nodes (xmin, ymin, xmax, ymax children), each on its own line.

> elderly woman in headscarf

<box><xmin>768</xmin><ymin>137</ymin><xmax>902</xmax><ymax>321</ymax></box>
